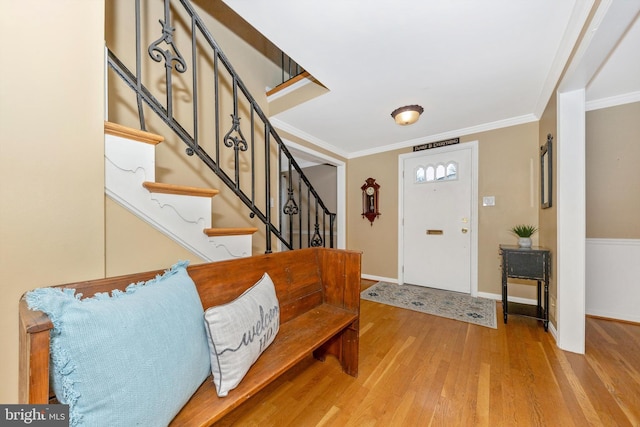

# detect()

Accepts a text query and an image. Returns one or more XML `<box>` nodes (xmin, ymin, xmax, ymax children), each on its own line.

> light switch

<box><xmin>482</xmin><ymin>196</ymin><xmax>495</xmax><ymax>207</ymax></box>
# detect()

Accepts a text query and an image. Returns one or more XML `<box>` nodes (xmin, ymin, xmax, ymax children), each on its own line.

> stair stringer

<box><xmin>104</xmin><ymin>132</ymin><xmax>253</xmax><ymax>261</ymax></box>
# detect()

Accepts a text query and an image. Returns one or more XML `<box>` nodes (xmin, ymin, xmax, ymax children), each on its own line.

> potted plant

<box><xmin>510</xmin><ymin>224</ymin><xmax>538</xmax><ymax>248</ymax></box>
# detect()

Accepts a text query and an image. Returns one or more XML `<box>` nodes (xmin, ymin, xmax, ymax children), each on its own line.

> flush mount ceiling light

<box><xmin>391</xmin><ymin>104</ymin><xmax>424</xmax><ymax>126</ymax></box>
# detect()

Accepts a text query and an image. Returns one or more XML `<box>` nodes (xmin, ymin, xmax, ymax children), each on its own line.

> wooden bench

<box><xmin>19</xmin><ymin>247</ymin><xmax>361</xmax><ymax>426</ymax></box>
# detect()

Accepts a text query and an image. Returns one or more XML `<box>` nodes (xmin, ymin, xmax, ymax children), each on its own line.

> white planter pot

<box><xmin>518</xmin><ymin>237</ymin><xmax>532</xmax><ymax>248</ymax></box>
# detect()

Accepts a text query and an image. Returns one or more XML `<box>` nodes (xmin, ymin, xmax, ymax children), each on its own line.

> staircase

<box><xmin>105</xmin><ymin>122</ymin><xmax>257</xmax><ymax>261</ymax></box>
<box><xmin>105</xmin><ymin>0</ymin><xmax>336</xmax><ymax>258</ymax></box>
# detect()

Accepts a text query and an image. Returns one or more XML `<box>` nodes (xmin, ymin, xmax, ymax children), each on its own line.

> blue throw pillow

<box><xmin>26</xmin><ymin>261</ymin><xmax>210</xmax><ymax>427</ymax></box>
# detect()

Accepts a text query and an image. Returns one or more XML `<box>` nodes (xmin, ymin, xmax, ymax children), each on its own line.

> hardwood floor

<box><xmin>216</xmin><ymin>280</ymin><xmax>640</xmax><ymax>426</ymax></box>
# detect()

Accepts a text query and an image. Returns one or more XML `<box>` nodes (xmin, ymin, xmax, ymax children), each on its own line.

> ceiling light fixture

<box><xmin>391</xmin><ymin>105</ymin><xmax>424</xmax><ymax>126</ymax></box>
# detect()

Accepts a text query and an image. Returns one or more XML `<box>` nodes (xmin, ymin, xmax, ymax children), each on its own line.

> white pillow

<box><xmin>203</xmin><ymin>273</ymin><xmax>280</xmax><ymax>397</ymax></box>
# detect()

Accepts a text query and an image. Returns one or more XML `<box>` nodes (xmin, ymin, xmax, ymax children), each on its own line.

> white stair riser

<box><xmin>105</xmin><ymin>133</ymin><xmax>252</xmax><ymax>260</ymax></box>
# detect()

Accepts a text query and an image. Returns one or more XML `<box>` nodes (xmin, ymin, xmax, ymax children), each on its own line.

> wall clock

<box><xmin>361</xmin><ymin>177</ymin><xmax>381</xmax><ymax>225</ymax></box>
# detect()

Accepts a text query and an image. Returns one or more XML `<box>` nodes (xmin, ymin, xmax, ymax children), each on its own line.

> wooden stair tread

<box><xmin>266</xmin><ymin>71</ymin><xmax>314</xmax><ymax>97</ymax></box>
<box><xmin>170</xmin><ymin>304</ymin><xmax>358</xmax><ymax>426</ymax></box>
<box><xmin>104</xmin><ymin>121</ymin><xmax>163</xmax><ymax>145</ymax></box>
<box><xmin>143</xmin><ymin>182</ymin><xmax>219</xmax><ymax>198</ymax></box>
<box><xmin>204</xmin><ymin>227</ymin><xmax>258</xmax><ymax>237</ymax></box>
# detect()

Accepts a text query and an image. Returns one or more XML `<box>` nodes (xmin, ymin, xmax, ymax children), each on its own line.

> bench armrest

<box><xmin>19</xmin><ymin>297</ymin><xmax>53</xmax><ymax>403</ymax></box>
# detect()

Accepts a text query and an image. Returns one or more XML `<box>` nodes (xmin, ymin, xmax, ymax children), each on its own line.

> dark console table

<box><xmin>500</xmin><ymin>245</ymin><xmax>550</xmax><ymax>331</ymax></box>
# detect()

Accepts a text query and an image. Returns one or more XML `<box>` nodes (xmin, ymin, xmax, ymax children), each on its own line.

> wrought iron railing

<box><xmin>281</xmin><ymin>52</ymin><xmax>305</xmax><ymax>84</ymax></box>
<box><xmin>106</xmin><ymin>0</ymin><xmax>335</xmax><ymax>252</ymax></box>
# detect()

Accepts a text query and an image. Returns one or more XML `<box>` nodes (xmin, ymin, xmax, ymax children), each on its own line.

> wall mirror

<box><xmin>540</xmin><ymin>133</ymin><xmax>553</xmax><ymax>209</ymax></box>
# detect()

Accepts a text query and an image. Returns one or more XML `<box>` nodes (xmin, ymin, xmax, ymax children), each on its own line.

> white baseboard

<box><xmin>549</xmin><ymin>322</ymin><xmax>558</xmax><ymax>341</ymax></box>
<box><xmin>361</xmin><ymin>274</ymin><xmax>397</xmax><ymax>283</ymax></box>
<box><xmin>478</xmin><ymin>291</ymin><xmax>537</xmax><ymax>305</ymax></box>
<box><xmin>587</xmin><ymin>309</ymin><xmax>640</xmax><ymax>324</ymax></box>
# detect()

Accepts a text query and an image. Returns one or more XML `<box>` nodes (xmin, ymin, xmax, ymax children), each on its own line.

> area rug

<box><xmin>361</xmin><ymin>282</ymin><xmax>497</xmax><ymax>329</ymax></box>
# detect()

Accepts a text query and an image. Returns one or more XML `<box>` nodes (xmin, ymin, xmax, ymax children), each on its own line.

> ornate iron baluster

<box><xmin>310</xmin><ymin>223</ymin><xmax>323</xmax><ymax>247</ymax></box>
<box><xmin>148</xmin><ymin>1</ymin><xmax>187</xmax><ymax>120</ymax></box>
<box><xmin>223</xmin><ymin>114</ymin><xmax>248</xmax><ymax>188</ymax></box>
<box><xmin>283</xmin><ymin>164</ymin><xmax>298</xmax><ymax>216</ymax></box>
<box><xmin>135</xmin><ymin>0</ymin><xmax>146</xmax><ymax>131</ymax></box>
<box><xmin>310</xmin><ymin>195</ymin><xmax>323</xmax><ymax>247</ymax></box>
<box><xmin>283</xmin><ymin>188</ymin><xmax>299</xmax><ymax>215</ymax></box>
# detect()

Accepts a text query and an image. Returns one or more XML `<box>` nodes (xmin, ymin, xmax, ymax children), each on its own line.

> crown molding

<box><xmin>586</xmin><ymin>91</ymin><xmax>640</xmax><ymax>111</ymax></box>
<box><xmin>273</xmin><ymin>114</ymin><xmax>539</xmax><ymax>160</ymax></box>
<box><xmin>269</xmin><ymin>117</ymin><xmax>350</xmax><ymax>159</ymax></box>
<box><xmin>349</xmin><ymin>114</ymin><xmax>539</xmax><ymax>159</ymax></box>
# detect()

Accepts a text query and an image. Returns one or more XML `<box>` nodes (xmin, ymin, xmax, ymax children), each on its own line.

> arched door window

<box><xmin>414</xmin><ymin>161</ymin><xmax>458</xmax><ymax>183</ymax></box>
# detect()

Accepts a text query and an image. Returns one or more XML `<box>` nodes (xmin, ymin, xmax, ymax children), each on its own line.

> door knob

<box><xmin>461</xmin><ymin>228</ymin><xmax>468</xmax><ymax>234</ymax></box>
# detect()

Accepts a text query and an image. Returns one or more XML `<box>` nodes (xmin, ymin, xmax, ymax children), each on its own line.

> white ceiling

<box><xmin>586</xmin><ymin>6</ymin><xmax>640</xmax><ymax>106</ymax></box>
<box><xmin>223</xmin><ymin>0</ymin><xmax>640</xmax><ymax>158</ymax></box>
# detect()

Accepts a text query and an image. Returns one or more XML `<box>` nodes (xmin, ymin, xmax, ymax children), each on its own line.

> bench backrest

<box><xmin>190</xmin><ymin>247</ymin><xmax>326</xmax><ymax>323</ymax></box>
<box><xmin>43</xmin><ymin>247</ymin><xmax>357</xmax><ymax>322</ymax></box>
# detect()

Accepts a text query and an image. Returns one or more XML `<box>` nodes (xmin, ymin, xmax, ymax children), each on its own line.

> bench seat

<box><xmin>171</xmin><ymin>303</ymin><xmax>357</xmax><ymax>426</ymax></box>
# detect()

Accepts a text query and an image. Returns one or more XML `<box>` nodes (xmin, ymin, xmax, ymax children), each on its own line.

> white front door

<box><xmin>399</xmin><ymin>143</ymin><xmax>477</xmax><ymax>294</ymax></box>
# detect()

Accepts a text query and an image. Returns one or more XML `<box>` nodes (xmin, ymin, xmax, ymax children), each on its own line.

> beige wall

<box><xmin>0</xmin><ymin>1</ymin><xmax>106</xmax><ymax>402</ymax></box>
<box><xmin>301</xmin><ymin>164</ymin><xmax>338</xmax><ymax>213</ymax></box>
<box><xmin>347</xmin><ymin>151</ymin><xmax>400</xmax><ymax>278</ymax></box>
<box><xmin>105</xmin><ymin>198</ymin><xmax>206</xmax><ymax>277</ymax></box>
<box><xmin>347</xmin><ymin>122</ymin><xmax>541</xmax><ymax>298</ymax></box>
<box><xmin>586</xmin><ymin>102</ymin><xmax>640</xmax><ymax>238</ymax></box>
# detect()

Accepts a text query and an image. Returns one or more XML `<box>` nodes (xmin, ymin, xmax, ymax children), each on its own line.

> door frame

<box><xmin>398</xmin><ymin>141</ymin><xmax>479</xmax><ymax>296</ymax></box>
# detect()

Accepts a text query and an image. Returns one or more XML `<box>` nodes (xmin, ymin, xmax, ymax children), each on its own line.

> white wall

<box><xmin>586</xmin><ymin>239</ymin><xmax>640</xmax><ymax>323</ymax></box>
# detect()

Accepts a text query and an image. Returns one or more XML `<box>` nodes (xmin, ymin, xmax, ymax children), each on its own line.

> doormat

<box><xmin>361</xmin><ymin>282</ymin><xmax>497</xmax><ymax>329</ymax></box>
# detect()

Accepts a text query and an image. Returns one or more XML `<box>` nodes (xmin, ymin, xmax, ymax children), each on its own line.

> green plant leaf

<box><xmin>510</xmin><ymin>224</ymin><xmax>538</xmax><ymax>237</ymax></box>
